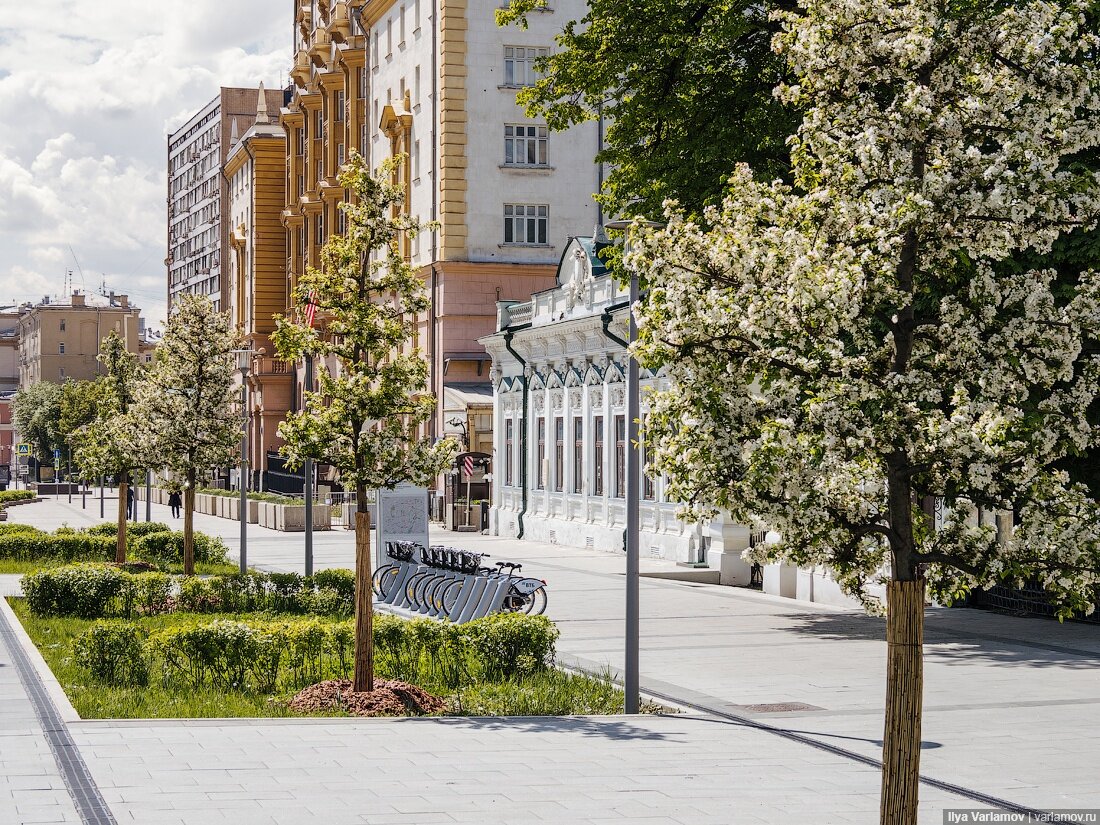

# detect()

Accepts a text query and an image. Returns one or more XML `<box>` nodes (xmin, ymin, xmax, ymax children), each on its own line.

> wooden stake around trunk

<box><xmin>353</xmin><ymin>509</ymin><xmax>374</xmax><ymax>693</ymax></box>
<box><xmin>183</xmin><ymin>483</ymin><xmax>195</xmax><ymax>576</ymax></box>
<box><xmin>116</xmin><ymin>476</ymin><xmax>128</xmax><ymax>564</ymax></box>
<box><xmin>880</xmin><ymin>577</ymin><xmax>925</xmax><ymax>825</ymax></box>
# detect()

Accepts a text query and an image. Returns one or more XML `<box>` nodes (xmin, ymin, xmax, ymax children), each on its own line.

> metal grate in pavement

<box><xmin>0</xmin><ymin>605</ymin><xmax>117</xmax><ymax>825</ymax></box>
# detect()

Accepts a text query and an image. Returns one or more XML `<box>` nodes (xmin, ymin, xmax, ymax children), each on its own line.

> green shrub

<box><xmin>131</xmin><ymin>531</ymin><xmax>229</xmax><ymax>565</ymax></box>
<box><xmin>132</xmin><ymin>573</ymin><xmax>173</xmax><ymax>616</ymax></box>
<box><xmin>73</xmin><ymin>621</ymin><xmax>149</xmax><ymax>686</ymax></box>
<box><xmin>311</xmin><ymin>568</ymin><xmax>354</xmax><ymax>600</ymax></box>
<box><xmin>208</xmin><ymin>573</ymin><xmax>267</xmax><ymax>613</ymax></box>
<box><xmin>462</xmin><ymin>613</ymin><xmax>559</xmax><ymax>680</ymax></box>
<box><xmin>23</xmin><ymin>564</ymin><xmax>127</xmax><ymax>618</ymax></box>
<box><xmin>0</xmin><ymin>523</ymin><xmax>44</xmax><ymax>536</ymax></box>
<box><xmin>0</xmin><ymin>532</ymin><xmax>114</xmax><ymax>563</ymax></box>
<box><xmin>177</xmin><ymin>577</ymin><xmax>219</xmax><ymax>613</ymax></box>
<box><xmin>85</xmin><ymin>521</ymin><xmax>171</xmax><ymax>539</ymax></box>
<box><xmin>0</xmin><ymin>490</ymin><xmax>36</xmax><ymax>504</ymax></box>
<box><xmin>147</xmin><ymin>620</ymin><xmax>290</xmax><ymax>692</ymax></box>
<box><xmin>301</xmin><ymin>587</ymin><xmax>352</xmax><ymax>617</ymax></box>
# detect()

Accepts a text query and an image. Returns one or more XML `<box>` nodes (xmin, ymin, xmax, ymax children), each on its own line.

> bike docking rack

<box><xmin>372</xmin><ymin>541</ymin><xmax>548</xmax><ymax>623</ymax></box>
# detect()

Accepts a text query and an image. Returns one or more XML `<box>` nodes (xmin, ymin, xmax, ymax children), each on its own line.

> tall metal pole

<box><xmin>240</xmin><ymin>366</ymin><xmax>249</xmax><ymax>575</ymax></box>
<box><xmin>99</xmin><ymin>475</ymin><xmax>104</xmax><ymax>518</ymax></box>
<box><xmin>67</xmin><ymin>446</ymin><xmax>71</xmax><ymax>503</ymax></box>
<box><xmin>625</xmin><ymin>267</ymin><xmax>641</xmax><ymax>714</ymax></box>
<box><xmin>146</xmin><ymin>469</ymin><xmax>152</xmax><ymax>522</ymax></box>
<box><xmin>304</xmin><ymin>353</ymin><xmax>314</xmax><ymax>577</ymax></box>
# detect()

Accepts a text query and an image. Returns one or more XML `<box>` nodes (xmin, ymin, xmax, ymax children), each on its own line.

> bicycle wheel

<box><xmin>525</xmin><ymin>586</ymin><xmax>548</xmax><ymax>616</ymax></box>
<box><xmin>439</xmin><ymin>579</ymin><xmax>465</xmax><ymax>615</ymax></box>
<box><xmin>372</xmin><ymin>564</ymin><xmax>397</xmax><ymax>596</ymax></box>
<box><xmin>404</xmin><ymin>572</ymin><xmax>430</xmax><ymax>608</ymax></box>
<box><xmin>422</xmin><ymin>574</ymin><xmax>448</xmax><ymax>611</ymax></box>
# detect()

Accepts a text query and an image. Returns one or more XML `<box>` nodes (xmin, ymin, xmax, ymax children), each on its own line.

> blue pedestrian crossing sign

<box><xmin>16</xmin><ymin>443</ymin><xmax>30</xmax><ymax>457</ymax></box>
<box><xmin>53</xmin><ymin>449</ymin><xmax>61</xmax><ymax>460</ymax></box>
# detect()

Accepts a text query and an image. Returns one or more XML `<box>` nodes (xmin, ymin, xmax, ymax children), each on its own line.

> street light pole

<box><xmin>304</xmin><ymin>353</ymin><xmax>313</xmax><ymax>577</ymax></box>
<box><xmin>238</xmin><ymin>353</ymin><xmax>250</xmax><ymax>575</ymax></box>
<box><xmin>605</xmin><ymin>217</ymin><xmax>663</xmax><ymax>715</ymax></box>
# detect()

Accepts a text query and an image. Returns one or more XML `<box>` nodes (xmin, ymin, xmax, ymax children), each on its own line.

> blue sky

<box><xmin>0</xmin><ymin>1</ymin><xmax>290</xmax><ymax>332</ymax></box>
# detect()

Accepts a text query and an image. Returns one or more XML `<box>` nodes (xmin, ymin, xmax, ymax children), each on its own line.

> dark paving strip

<box><xmin>559</xmin><ymin>652</ymin><xmax>1049</xmax><ymax>818</ymax></box>
<box><xmin>0</xmin><ymin>607</ymin><xmax>117</xmax><ymax>825</ymax></box>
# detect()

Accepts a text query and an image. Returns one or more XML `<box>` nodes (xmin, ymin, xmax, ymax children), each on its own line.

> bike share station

<box><xmin>373</xmin><ymin>480</ymin><xmax>548</xmax><ymax>624</ymax></box>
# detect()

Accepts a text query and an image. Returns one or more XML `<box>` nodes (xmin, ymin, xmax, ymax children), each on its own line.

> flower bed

<box><xmin>8</xmin><ymin>599</ymin><xmax>626</xmax><ymax>719</ymax></box>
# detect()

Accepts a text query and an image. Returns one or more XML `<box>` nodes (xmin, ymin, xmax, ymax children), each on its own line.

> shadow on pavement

<box><xmin>425</xmin><ymin>713</ymin><xmax>678</xmax><ymax>742</ymax></box>
<box><xmin>781</xmin><ymin>609</ymin><xmax>1100</xmax><ymax>669</ymax></box>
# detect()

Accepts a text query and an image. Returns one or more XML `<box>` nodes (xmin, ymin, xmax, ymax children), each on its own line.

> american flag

<box><xmin>304</xmin><ymin>289</ymin><xmax>318</xmax><ymax>329</ymax></box>
<box><xmin>463</xmin><ymin>455</ymin><xmax>474</xmax><ymax>478</ymax></box>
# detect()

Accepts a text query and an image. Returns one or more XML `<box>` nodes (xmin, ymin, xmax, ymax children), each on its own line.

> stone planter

<box><xmin>763</xmin><ymin>563</ymin><xmax>798</xmax><ymax>599</ymax></box>
<box><xmin>256</xmin><ymin>502</ymin><xmax>331</xmax><ymax>531</ymax></box>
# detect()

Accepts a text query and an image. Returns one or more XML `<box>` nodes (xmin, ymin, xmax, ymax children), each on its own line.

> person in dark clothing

<box><xmin>168</xmin><ymin>490</ymin><xmax>182</xmax><ymax>519</ymax></box>
<box><xmin>126</xmin><ymin>485</ymin><xmax>135</xmax><ymax>520</ymax></box>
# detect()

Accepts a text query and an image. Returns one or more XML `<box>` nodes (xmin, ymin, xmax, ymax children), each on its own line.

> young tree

<box><xmin>273</xmin><ymin>151</ymin><xmax>456</xmax><ymax>693</ymax></box>
<box><xmin>630</xmin><ymin>2</ymin><xmax>1100</xmax><ymax>823</ymax></box>
<box><xmin>134</xmin><ymin>294</ymin><xmax>240</xmax><ymax>575</ymax></box>
<box><xmin>497</xmin><ymin>0</ymin><xmax>798</xmax><ymax>220</ymax></box>
<box><xmin>70</xmin><ymin>333</ymin><xmax>142</xmax><ymax>562</ymax></box>
<box><xmin>12</xmin><ymin>381</ymin><xmax>65</xmax><ymax>473</ymax></box>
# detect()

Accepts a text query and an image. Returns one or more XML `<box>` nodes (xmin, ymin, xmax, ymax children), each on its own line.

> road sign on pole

<box><xmin>16</xmin><ymin>443</ymin><xmax>30</xmax><ymax>457</ymax></box>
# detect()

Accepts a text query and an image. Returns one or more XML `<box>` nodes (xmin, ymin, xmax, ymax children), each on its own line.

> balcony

<box><xmin>309</xmin><ymin>27</ymin><xmax>332</xmax><ymax>68</ymax></box>
<box><xmin>290</xmin><ymin>49</ymin><xmax>312</xmax><ymax>86</ymax></box>
<box><xmin>253</xmin><ymin>358</ymin><xmax>293</xmax><ymax>377</ymax></box>
<box><xmin>330</xmin><ymin>1</ymin><xmax>352</xmax><ymax>43</ymax></box>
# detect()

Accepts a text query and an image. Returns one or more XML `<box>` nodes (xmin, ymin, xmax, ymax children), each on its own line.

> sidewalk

<box><xmin>2</xmin><ymin>494</ymin><xmax>1096</xmax><ymax>823</ymax></box>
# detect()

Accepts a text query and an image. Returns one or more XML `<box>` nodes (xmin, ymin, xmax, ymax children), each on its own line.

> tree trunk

<box><xmin>352</xmin><ymin>507</ymin><xmax>374</xmax><ymax>693</ymax></box>
<box><xmin>115</xmin><ymin>473</ymin><xmax>128</xmax><ymax>564</ymax></box>
<box><xmin>183</xmin><ymin>476</ymin><xmax>196</xmax><ymax>576</ymax></box>
<box><xmin>880</xmin><ymin>577</ymin><xmax>925</xmax><ymax>825</ymax></box>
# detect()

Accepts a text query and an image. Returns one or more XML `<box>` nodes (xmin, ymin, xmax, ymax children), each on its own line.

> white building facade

<box><xmin>480</xmin><ymin>238</ymin><xmax>757</xmax><ymax>577</ymax></box>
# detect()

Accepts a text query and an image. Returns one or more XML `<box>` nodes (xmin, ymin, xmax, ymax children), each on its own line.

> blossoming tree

<box><xmin>630</xmin><ymin>2</ymin><xmax>1100</xmax><ymax>822</ymax></box>
<box><xmin>71</xmin><ymin>332</ymin><xmax>142</xmax><ymax>562</ymax></box>
<box><xmin>273</xmin><ymin>151</ymin><xmax>456</xmax><ymax>694</ymax></box>
<box><xmin>134</xmin><ymin>295</ymin><xmax>240</xmax><ymax>575</ymax></box>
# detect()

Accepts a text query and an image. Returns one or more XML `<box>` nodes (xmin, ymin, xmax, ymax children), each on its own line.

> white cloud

<box><xmin>0</xmin><ymin>0</ymin><xmax>287</xmax><ymax>333</ymax></box>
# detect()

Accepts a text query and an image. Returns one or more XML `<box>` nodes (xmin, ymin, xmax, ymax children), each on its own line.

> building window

<box><xmin>58</xmin><ymin>342</ymin><xmax>65</xmax><ymax>354</ymax></box>
<box><xmin>615</xmin><ymin>415</ymin><xmax>626</xmax><ymax>498</ymax></box>
<box><xmin>415</xmin><ymin>66</ymin><xmax>421</xmax><ymax>104</ymax></box>
<box><xmin>335</xmin><ymin>91</ymin><xmax>345</xmax><ymax>122</ymax></box>
<box><xmin>504</xmin><ymin>125</ymin><xmax>548</xmax><ymax>166</ymax></box>
<box><xmin>337</xmin><ymin>142</ymin><xmax>345</xmax><ymax>166</ymax></box>
<box><xmin>399</xmin><ymin>4</ymin><xmax>406</xmax><ymax>44</ymax></box>
<box><xmin>413</xmin><ymin>140</ymin><xmax>420</xmax><ymax>178</ymax></box>
<box><xmin>336</xmin><ymin>205</ymin><xmax>347</xmax><ymax>236</ymax></box>
<box><xmin>387</xmin><ymin>19</ymin><xmax>393</xmax><ymax>56</ymax></box>
<box><xmin>572</xmin><ymin>415</ymin><xmax>583</xmax><ymax>494</ymax></box>
<box><xmin>536</xmin><ymin>417</ymin><xmax>546</xmax><ymax>490</ymax></box>
<box><xmin>504</xmin><ymin>46</ymin><xmax>548</xmax><ymax>87</ymax></box>
<box><xmin>554</xmin><ymin>417</ymin><xmax>564</xmax><ymax>492</ymax></box>
<box><xmin>505</xmin><ymin>419</ymin><xmax>514</xmax><ymax>487</ymax></box>
<box><xmin>59</xmin><ymin>319</ymin><xmax>66</xmax><ymax>332</ymax></box>
<box><xmin>594</xmin><ymin>415</ymin><xmax>604</xmax><ymax>496</ymax></box>
<box><xmin>503</xmin><ymin>204</ymin><xmax>548</xmax><ymax>245</ymax></box>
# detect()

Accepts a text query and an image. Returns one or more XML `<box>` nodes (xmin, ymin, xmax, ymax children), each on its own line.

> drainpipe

<box><xmin>600</xmin><ymin>300</ymin><xmax>630</xmax><ymax>348</ymax></box>
<box><xmin>503</xmin><ymin>326</ymin><xmax>530</xmax><ymax>538</ymax></box>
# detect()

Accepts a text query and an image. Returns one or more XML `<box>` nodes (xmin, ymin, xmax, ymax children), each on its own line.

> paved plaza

<box><xmin>0</xmin><ymin>492</ymin><xmax>1097</xmax><ymax>824</ymax></box>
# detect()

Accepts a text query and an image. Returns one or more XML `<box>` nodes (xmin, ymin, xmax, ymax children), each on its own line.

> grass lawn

<box><xmin>0</xmin><ymin>559</ymin><xmax>241</xmax><ymax>576</ymax></box>
<box><xmin>8</xmin><ymin>598</ymin><xmax>344</xmax><ymax>719</ymax></box>
<box><xmin>8</xmin><ymin>598</ymin><xmax>634</xmax><ymax>720</ymax></box>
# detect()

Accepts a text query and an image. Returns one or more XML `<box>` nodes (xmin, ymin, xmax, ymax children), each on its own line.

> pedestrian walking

<box><xmin>126</xmin><ymin>485</ymin><xmax>135</xmax><ymax>520</ymax></box>
<box><xmin>168</xmin><ymin>490</ymin><xmax>182</xmax><ymax>519</ymax></box>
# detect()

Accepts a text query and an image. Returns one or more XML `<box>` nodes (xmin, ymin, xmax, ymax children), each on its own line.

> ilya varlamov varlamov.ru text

<box><xmin>944</xmin><ymin>811</ymin><xmax>1099</xmax><ymax>824</ymax></box>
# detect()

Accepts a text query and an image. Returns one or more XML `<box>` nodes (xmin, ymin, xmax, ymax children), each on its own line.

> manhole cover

<box><xmin>740</xmin><ymin>702</ymin><xmax>824</xmax><ymax>713</ymax></box>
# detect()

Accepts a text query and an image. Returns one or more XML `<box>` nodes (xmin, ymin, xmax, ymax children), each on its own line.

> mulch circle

<box><xmin>288</xmin><ymin>679</ymin><xmax>446</xmax><ymax>717</ymax></box>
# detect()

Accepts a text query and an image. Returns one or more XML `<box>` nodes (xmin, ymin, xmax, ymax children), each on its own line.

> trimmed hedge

<box><xmin>0</xmin><ymin>533</ymin><xmax>115</xmax><ymax>563</ymax></box>
<box><xmin>196</xmin><ymin>487</ymin><xmax>297</xmax><ymax>504</ymax></box>
<box><xmin>22</xmin><ymin>565</ymin><xmax>355</xmax><ymax>619</ymax></box>
<box><xmin>73</xmin><ymin>621</ymin><xmax>149</xmax><ymax>686</ymax></box>
<box><xmin>85</xmin><ymin>522</ymin><xmax>172</xmax><ymax>539</ymax></box>
<box><xmin>0</xmin><ymin>490</ymin><xmax>36</xmax><ymax>504</ymax></box>
<box><xmin>74</xmin><ymin>611</ymin><xmax>559</xmax><ymax>696</ymax></box>
<box><xmin>131</xmin><ymin>531</ymin><xmax>229</xmax><ymax>565</ymax></box>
